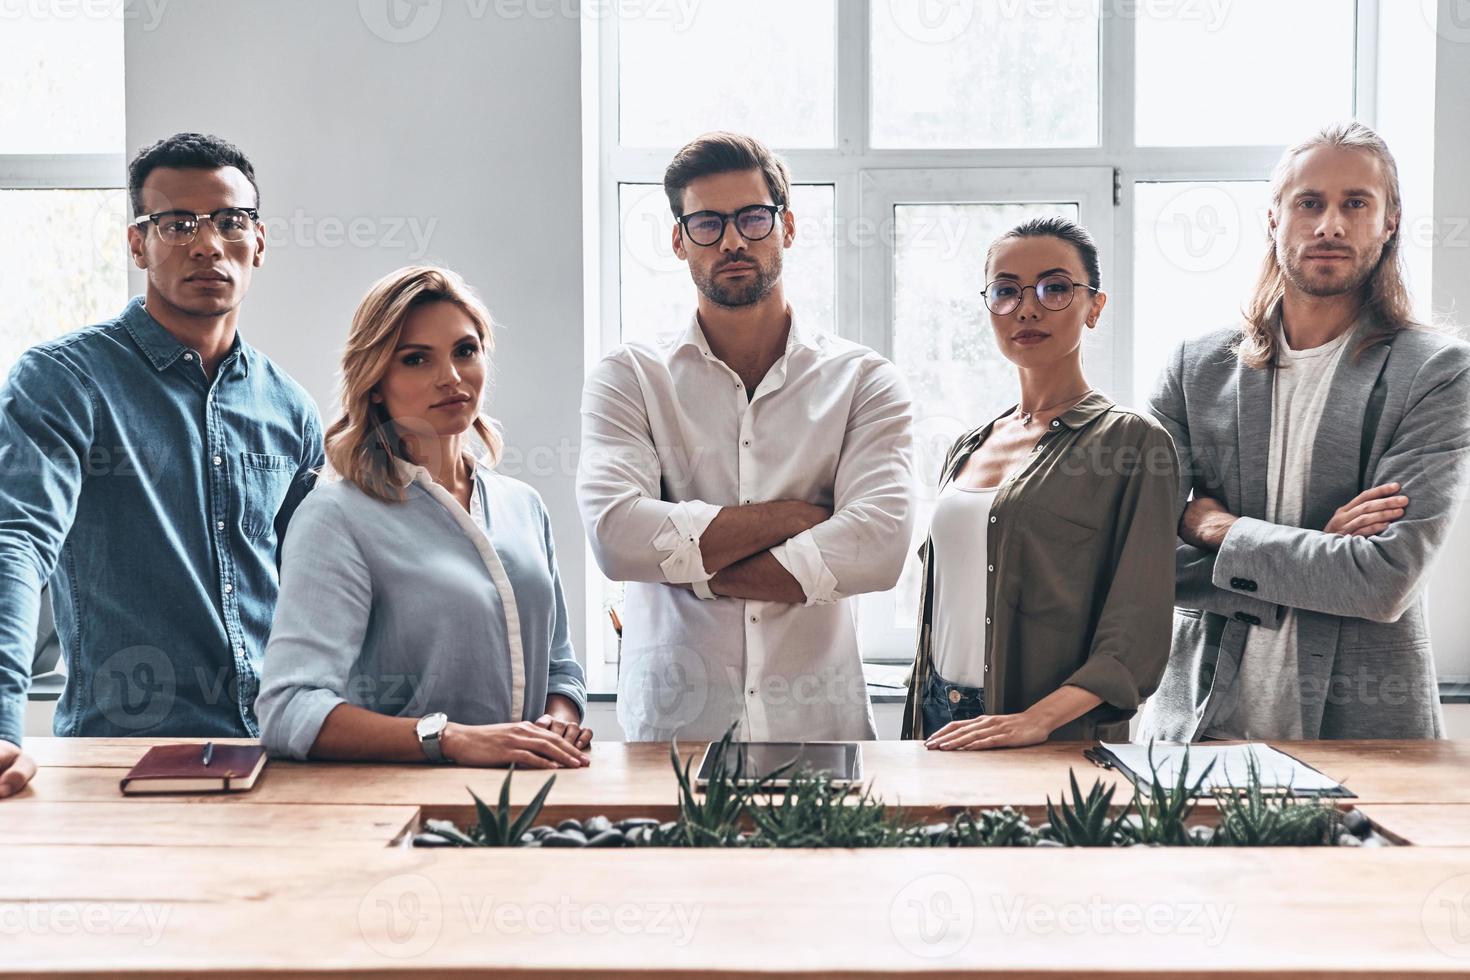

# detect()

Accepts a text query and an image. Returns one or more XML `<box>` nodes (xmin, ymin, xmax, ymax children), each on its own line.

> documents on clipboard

<box><xmin>1085</xmin><ymin>741</ymin><xmax>1355</xmax><ymax>798</ymax></box>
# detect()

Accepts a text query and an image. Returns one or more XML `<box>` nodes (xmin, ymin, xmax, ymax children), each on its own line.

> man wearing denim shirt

<box><xmin>0</xmin><ymin>133</ymin><xmax>323</xmax><ymax>796</ymax></box>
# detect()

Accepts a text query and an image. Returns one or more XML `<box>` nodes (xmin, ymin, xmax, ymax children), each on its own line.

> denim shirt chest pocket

<box><xmin>238</xmin><ymin>452</ymin><xmax>297</xmax><ymax>539</ymax></box>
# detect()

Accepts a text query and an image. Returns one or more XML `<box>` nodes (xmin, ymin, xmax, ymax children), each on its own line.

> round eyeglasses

<box><xmin>133</xmin><ymin>207</ymin><xmax>260</xmax><ymax>246</ymax></box>
<box><xmin>677</xmin><ymin>204</ymin><xmax>786</xmax><ymax>247</ymax></box>
<box><xmin>983</xmin><ymin>274</ymin><xmax>1099</xmax><ymax>316</ymax></box>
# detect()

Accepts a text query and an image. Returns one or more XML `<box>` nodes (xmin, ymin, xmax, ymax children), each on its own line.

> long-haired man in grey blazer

<box><xmin>1140</xmin><ymin>121</ymin><xmax>1470</xmax><ymax>741</ymax></box>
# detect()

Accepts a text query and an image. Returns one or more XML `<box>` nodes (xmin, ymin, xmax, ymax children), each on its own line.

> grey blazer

<box><xmin>1139</xmin><ymin>317</ymin><xmax>1470</xmax><ymax>741</ymax></box>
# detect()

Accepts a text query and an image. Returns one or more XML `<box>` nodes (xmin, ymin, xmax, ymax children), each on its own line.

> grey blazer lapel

<box><xmin>1236</xmin><ymin>359</ymin><xmax>1273</xmax><ymax>520</ymax></box>
<box><xmin>1302</xmin><ymin>323</ymin><xmax>1393</xmax><ymax>532</ymax></box>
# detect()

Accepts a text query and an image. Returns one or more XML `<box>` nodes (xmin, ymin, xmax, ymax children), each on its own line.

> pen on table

<box><xmin>201</xmin><ymin>741</ymin><xmax>214</xmax><ymax>767</ymax></box>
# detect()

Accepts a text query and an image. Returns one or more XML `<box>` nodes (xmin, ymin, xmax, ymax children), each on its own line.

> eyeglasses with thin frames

<box><xmin>983</xmin><ymin>273</ymin><xmax>1099</xmax><ymax>316</ymax></box>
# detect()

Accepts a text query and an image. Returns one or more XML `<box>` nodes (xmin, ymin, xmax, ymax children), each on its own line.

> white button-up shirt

<box><xmin>578</xmin><ymin>313</ymin><xmax>915</xmax><ymax>741</ymax></box>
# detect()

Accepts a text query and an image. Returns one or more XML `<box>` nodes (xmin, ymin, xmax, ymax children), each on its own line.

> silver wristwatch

<box><xmin>415</xmin><ymin>712</ymin><xmax>450</xmax><ymax>763</ymax></box>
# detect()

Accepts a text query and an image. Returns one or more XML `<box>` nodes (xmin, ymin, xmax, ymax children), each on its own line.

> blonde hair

<box><xmin>1239</xmin><ymin>121</ymin><xmax>1417</xmax><ymax>369</ymax></box>
<box><xmin>324</xmin><ymin>265</ymin><xmax>503</xmax><ymax>502</ymax></box>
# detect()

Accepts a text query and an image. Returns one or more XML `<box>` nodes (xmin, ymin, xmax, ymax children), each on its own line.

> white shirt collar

<box><xmin>391</xmin><ymin>451</ymin><xmax>492</xmax><ymax>489</ymax></box>
<box><xmin>675</xmin><ymin>308</ymin><xmax>818</xmax><ymax>361</ymax></box>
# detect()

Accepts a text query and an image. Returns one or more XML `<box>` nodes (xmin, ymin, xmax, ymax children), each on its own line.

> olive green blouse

<box><xmin>901</xmin><ymin>392</ymin><xmax>1179</xmax><ymax>741</ymax></box>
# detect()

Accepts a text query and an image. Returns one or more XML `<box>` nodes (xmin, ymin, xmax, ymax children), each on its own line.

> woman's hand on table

<box><xmin>0</xmin><ymin>740</ymin><xmax>37</xmax><ymax>798</ymax></box>
<box><xmin>440</xmin><ymin>720</ymin><xmax>590</xmax><ymax>769</ymax></box>
<box><xmin>925</xmin><ymin>712</ymin><xmax>1051</xmax><ymax>751</ymax></box>
<box><xmin>535</xmin><ymin>694</ymin><xmax>593</xmax><ymax>752</ymax></box>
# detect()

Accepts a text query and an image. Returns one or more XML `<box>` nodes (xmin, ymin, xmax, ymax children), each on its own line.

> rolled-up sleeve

<box><xmin>1063</xmin><ymin>419</ymin><xmax>1179</xmax><ymax>724</ymax></box>
<box><xmin>771</xmin><ymin>357</ymin><xmax>915</xmax><ymax>604</ymax></box>
<box><xmin>256</xmin><ymin>493</ymin><xmax>369</xmax><ymax>759</ymax></box>
<box><xmin>577</xmin><ymin>351</ymin><xmax>722</xmax><ymax>584</ymax></box>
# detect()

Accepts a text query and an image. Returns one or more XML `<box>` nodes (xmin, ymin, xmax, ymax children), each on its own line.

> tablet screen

<box><xmin>695</xmin><ymin>741</ymin><xmax>862</xmax><ymax>785</ymax></box>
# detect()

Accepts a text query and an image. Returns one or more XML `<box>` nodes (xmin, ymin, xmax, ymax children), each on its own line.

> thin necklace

<box><xmin>1016</xmin><ymin>387</ymin><xmax>1094</xmax><ymax>426</ymax></box>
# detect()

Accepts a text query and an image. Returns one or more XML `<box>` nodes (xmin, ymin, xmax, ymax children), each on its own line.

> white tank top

<box><xmin>929</xmin><ymin>482</ymin><xmax>999</xmax><ymax>688</ymax></box>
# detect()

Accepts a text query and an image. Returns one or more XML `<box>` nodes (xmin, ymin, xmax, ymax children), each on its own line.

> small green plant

<box><xmin>1041</xmin><ymin>769</ymin><xmax>1131</xmax><ymax>847</ymax></box>
<box><xmin>417</xmin><ymin>765</ymin><xmax>556</xmax><ymax>848</ymax></box>
<box><xmin>1123</xmin><ymin>742</ymin><xmax>1216</xmax><ymax>846</ymax></box>
<box><xmin>1211</xmin><ymin>751</ymin><xmax>1342</xmax><ymax>846</ymax></box>
<box><xmin>951</xmin><ymin>806</ymin><xmax>1037</xmax><ymax>847</ymax></box>
<box><xmin>666</xmin><ymin>725</ymin><xmax>789</xmax><ymax>847</ymax></box>
<box><xmin>749</xmin><ymin>767</ymin><xmax>911</xmax><ymax>848</ymax></box>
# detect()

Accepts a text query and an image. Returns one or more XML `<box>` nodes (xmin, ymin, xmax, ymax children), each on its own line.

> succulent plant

<box><xmin>951</xmin><ymin>806</ymin><xmax>1036</xmax><ymax>847</ymax></box>
<box><xmin>1040</xmin><ymin>769</ymin><xmax>1131</xmax><ymax>847</ymax></box>
<box><xmin>1122</xmin><ymin>741</ymin><xmax>1216</xmax><ymax>847</ymax></box>
<box><xmin>1210</xmin><ymin>751</ymin><xmax>1342</xmax><ymax>847</ymax></box>
<box><xmin>748</xmin><ymin>767</ymin><xmax>911</xmax><ymax>848</ymax></box>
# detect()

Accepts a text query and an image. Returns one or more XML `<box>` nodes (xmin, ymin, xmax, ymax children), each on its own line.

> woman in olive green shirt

<box><xmin>902</xmin><ymin>217</ymin><xmax>1179</xmax><ymax>747</ymax></box>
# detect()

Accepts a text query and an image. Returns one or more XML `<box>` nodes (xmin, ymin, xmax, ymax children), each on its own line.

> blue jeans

<box><xmin>921</xmin><ymin>670</ymin><xmax>985</xmax><ymax>739</ymax></box>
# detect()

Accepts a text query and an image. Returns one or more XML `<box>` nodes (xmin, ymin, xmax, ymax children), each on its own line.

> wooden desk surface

<box><xmin>6</xmin><ymin>738</ymin><xmax>1470</xmax><ymax>977</ymax></box>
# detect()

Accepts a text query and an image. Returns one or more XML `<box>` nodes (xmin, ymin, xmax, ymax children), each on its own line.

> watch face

<box><xmin>416</xmin><ymin>712</ymin><xmax>448</xmax><ymax>739</ymax></box>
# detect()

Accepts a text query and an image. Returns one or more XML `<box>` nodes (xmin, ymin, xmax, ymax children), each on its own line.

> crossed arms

<box><xmin>576</xmin><ymin>352</ymin><xmax>916</xmax><ymax>605</ymax></box>
<box><xmin>1150</xmin><ymin>339</ymin><xmax>1470</xmax><ymax>626</ymax></box>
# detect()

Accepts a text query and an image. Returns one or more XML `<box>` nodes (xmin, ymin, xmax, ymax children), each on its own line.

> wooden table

<box><xmin>5</xmin><ymin>737</ymin><xmax>1470</xmax><ymax>977</ymax></box>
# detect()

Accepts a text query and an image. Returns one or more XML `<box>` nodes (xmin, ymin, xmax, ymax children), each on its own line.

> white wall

<box><xmin>124</xmin><ymin>0</ymin><xmax>588</xmax><ymax>652</ymax></box>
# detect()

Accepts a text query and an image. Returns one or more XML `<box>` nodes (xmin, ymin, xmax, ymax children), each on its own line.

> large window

<box><xmin>588</xmin><ymin>0</ymin><xmax>1389</xmax><ymax>679</ymax></box>
<box><xmin>0</xmin><ymin>10</ymin><xmax>128</xmax><ymax>374</ymax></box>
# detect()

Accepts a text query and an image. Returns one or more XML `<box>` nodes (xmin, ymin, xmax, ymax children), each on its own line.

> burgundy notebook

<box><xmin>119</xmin><ymin>743</ymin><xmax>268</xmax><ymax>795</ymax></box>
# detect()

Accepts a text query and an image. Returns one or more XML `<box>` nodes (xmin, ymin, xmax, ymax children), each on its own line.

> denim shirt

<box><xmin>0</xmin><ymin>296</ymin><xmax>323</xmax><ymax>745</ymax></box>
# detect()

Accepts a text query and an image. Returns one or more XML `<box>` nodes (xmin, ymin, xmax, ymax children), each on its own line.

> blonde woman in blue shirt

<box><xmin>257</xmin><ymin>266</ymin><xmax>590</xmax><ymax>768</ymax></box>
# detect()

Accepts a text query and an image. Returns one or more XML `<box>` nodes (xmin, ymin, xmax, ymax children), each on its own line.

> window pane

<box><xmin>618</xmin><ymin>1</ymin><xmax>836</xmax><ymax>148</ymax></box>
<box><xmin>0</xmin><ymin>10</ymin><xmax>124</xmax><ymax>153</ymax></box>
<box><xmin>1135</xmin><ymin>1</ymin><xmax>1354</xmax><ymax>146</ymax></box>
<box><xmin>1132</xmin><ymin>181</ymin><xmax>1270</xmax><ymax>405</ymax></box>
<box><xmin>870</xmin><ymin>1</ymin><xmax>1099</xmax><ymax>148</ymax></box>
<box><xmin>618</xmin><ymin>183</ymin><xmax>835</xmax><ymax>346</ymax></box>
<box><xmin>889</xmin><ymin>201</ymin><xmax>1080</xmax><ymax>626</ymax></box>
<box><xmin>0</xmin><ymin>189</ymin><xmax>130</xmax><ymax>375</ymax></box>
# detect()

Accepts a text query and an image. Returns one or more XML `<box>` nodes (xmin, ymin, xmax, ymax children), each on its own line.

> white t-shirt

<box><xmin>1207</xmin><ymin>326</ymin><xmax>1351</xmax><ymax>739</ymax></box>
<box><xmin>929</xmin><ymin>483</ymin><xmax>1000</xmax><ymax>689</ymax></box>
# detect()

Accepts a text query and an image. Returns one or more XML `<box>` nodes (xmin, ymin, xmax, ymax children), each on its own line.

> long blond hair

<box><xmin>324</xmin><ymin>265</ymin><xmax>504</xmax><ymax>502</ymax></box>
<box><xmin>1239</xmin><ymin>120</ymin><xmax>1418</xmax><ymax>368</ymax></box>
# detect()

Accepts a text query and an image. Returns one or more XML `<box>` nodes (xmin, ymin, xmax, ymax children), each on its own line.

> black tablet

<box><xmin>694</xmin><ymin>741</ymin><xmax>864</xmax><ymax>789</ymax></box>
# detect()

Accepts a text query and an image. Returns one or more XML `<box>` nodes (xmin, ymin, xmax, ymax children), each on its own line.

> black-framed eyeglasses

<box><xmin>132</xmin><ymin>207</ymin><xmax>260</xmax><ymax>245</ymax></box>
<box><xmin>677</xmin><ymin>204</ymin><xmax>786</xmax><ymax>247</ymax></box>
<box><xmin>983</xmin><ymin>274</ymin><xmax>1099</xmax><ymax>316</ymax></box>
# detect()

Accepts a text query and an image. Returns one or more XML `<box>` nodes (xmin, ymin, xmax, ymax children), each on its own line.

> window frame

<box><xmin>586</xmin><ymin>0</ymin><xmax>1379</xmax><ymax>681</ymax></box>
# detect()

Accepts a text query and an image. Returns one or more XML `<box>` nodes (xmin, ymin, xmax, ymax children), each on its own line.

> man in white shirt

<box><xmin>578</xmin><ymin>132</ymin><xmax>916</xmax><ymax>742</ymax></box>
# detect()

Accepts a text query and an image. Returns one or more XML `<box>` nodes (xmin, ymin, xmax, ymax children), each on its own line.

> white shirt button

<box><xmin>182</xmin><ymin>352</ymin><xmax>194</xmax><ymax>362</ymax></box>
<box><xmin>1051</xmin><ymin>420</ymin><xmax>1060</xmax><ymax>428</ymax></box>
<box><xmin>749</xmin><ymin>615</ymin><xmax>759</xmax><ymax>624</ymax></box>
<box><xmin>985</xmin><ymin>617</ymin><xmax>991</xmax><ymax>625</ymax></box>
<box><xmin>989</xmin><ymin>516</ymin><xmax>997</xmax><ymax>524</ymax></box>
<box><xmin>236</xmin><ymin>646</ymin><xmax>245</xmax><ymax>657</ymax></box>
<box><xmin>747</xmin><ymin>688</ymin><xmax>757</xmax><ymax>697</ymax></box>
<box><xmin>223</xmin><ymin>583</ymin><xmax>233</xmax><ymax>594</ymax></box>
<box><xmin>212</xmin><ymin>455</ymin><xmax>222</xmax><ymax>466</ymax></box>
<box><xmin>988</xmin><ymin>564</ymin><xmax>994</xmax><ymax>572</ymax></box>
<box><xmin>742</xmin><ymin>440</ymin><xmax>751</xmax><ymax>447</ymax></box>
<box><xmin>217</xmin><ymin>521</ymin><xmax>225</xmax><ymax>531</ymax></box>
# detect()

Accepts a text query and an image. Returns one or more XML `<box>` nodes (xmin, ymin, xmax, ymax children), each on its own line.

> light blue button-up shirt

<box><xmin>255</xmin><ymin>459</ymin><xmax>586</xmax><ymax>760</ymax></box>
<box><xmin>0</xmin><ymin>297</ymin><xmax>323</xmax><ymax>745</ymax></box>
